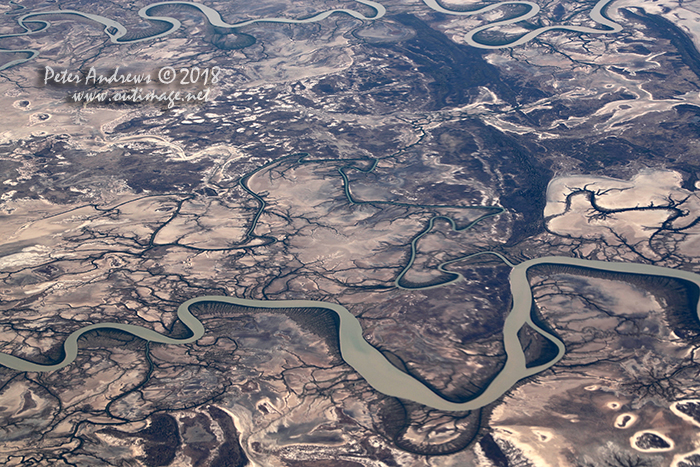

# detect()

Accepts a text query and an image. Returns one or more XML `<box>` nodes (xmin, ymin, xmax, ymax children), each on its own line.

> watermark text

<box><xmin>43</xmin><ymin>66</ymin><xmax>221</xmax><ymax>86</ymax></box>
<box><xmin>70</xmin><ymin>87</ymin><xmax>211</xmax><ymax>108</ymax></box>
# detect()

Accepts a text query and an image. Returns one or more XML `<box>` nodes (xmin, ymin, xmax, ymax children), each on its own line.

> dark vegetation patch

<box><xmin>420</xmin><ymin>119</ymin><xmax>551</xmax><ymax>245</ymax></box>
<box><xmin>675</xmin><ymin>400</ymin><xmax>700</xmax><ymax>423</ymax></box>
<box><xmin>371</xmin><ymin>396</ymin><xmax>482</xmax><ymax>456</ymax></box>
<box><xmin>0</xmin><ymin>157</ymin><xmax>21</xmax><ymax>180</ymax></box>
<box><xmin>480</xmin><ymin>128</ymin><xmax>550</xmax><ymax>245</ymax></box>
<box><xmin>208</xmin><ymin>406</ymin><xmax>249</xmax><ymax>467</ymax></box>
<box><xmin>78</xmin><ymin>328</ymin><xmax>148</xmax><ymax>351</ymax></box>
<box><xmin>635</xmin><ymin>432</ymin><xmax>671</xmax><ymax>450</ymax></box>
<box><xmin>617</xmin><ymin>43</ymin><xmax>651</xmax><ymax>55</ymax></box>
<box><xmin>621</xmin><ymin>8</ymin><xmax>700</xmax><ymax>81</ymax></box>
<box><xmin>528</xmin><ymin>263</ymin><xmax>700</xmax><ymax>343</ymax></box>
<box><xmin>101</xmin><ymin>413</ymin><xmax>180</xmax><ymax>467</ymax></box>
<box><xmin>190</xmin><ymin>301</ymin><xmax>342</xmax><ymax>359</ymax></box>
<box><xmin>138</xmin><ymin>413</ymin><xmax>181</xmax><ymax>466</ymax></box>
<box><xmin>545</xmin><ymin>136</ymin><xmax>655</xmax><ymax>175</ymax></box>
<box><xmin>517</xmin><ymin>322</ymin><xmax>560</xmax><ymax>369</ymax></box>
<box><xmin>479</xmin><ymin>433</ymin><xmax>509</xmax><ymax>467</ymax></box>
<box><xmin>204</xmin><ymin>28</ymin><xmax>255</xmax><ymax>50</ymax></box>
<box><xmin>5</xmin><ymin>135</ymin><xmax>213</xmax><ymax>201</ymax></box>
<box><xmin>385</xmin><ymin>14</ymin><xmax>516</xmax><ymax>109</ymax></box>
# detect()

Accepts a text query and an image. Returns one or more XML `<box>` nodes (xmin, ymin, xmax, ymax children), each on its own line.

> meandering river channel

<box><xmin>2</xmin><ymin>255</ymin><xmax>699</xmax><ymax>412</ymax></box>
<box><xmin>0</xmin><ymin>0</ymin><xmax>622</xmax><ymax>70</ymax></box>
<box><xmin>423</xmin><ymin>0</ymin><xmax>621</xmax><ymax>49</ymax></box>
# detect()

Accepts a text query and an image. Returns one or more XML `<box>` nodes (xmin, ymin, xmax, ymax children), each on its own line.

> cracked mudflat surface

<box><xmin>4</xmin><ymin>0</ymin><xmax>700</xmax><ymax>465</ymax></box>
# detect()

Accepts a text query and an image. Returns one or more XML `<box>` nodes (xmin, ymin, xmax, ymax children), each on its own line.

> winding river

<box><xmin>0</xmin><ymin>0</ymin><xmax>623</xmax><ymax>70</ymax></box>
<box><xmin>0</xmin><ymin>0</ymin><xmax>641</xmax><ymax>411</ymax></box>
<box><xmin>0</xmin><ymin>0</ymin><xmax>386</xmax><ymax>71</ymax></box>
<box><xmin>423</xmin><ymin>0</ymin><xmax>622</xmax><ymax>49</ymax></box>
<box><xmin>3</xmin><ymin>255</ymin><xmax>699</xmax><ymax>412</ymax></box>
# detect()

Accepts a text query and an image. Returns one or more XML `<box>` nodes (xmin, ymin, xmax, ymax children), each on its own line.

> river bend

<box><xmin>2</xmin><ymin>255</ymin><xmax>699</xmax><ymax>411</ymax></box>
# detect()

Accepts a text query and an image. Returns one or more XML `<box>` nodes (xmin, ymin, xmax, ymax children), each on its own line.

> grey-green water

<box><xmin>0</xmin><ymin>0</ymin><xmax>622</xmax><ymax>70</ymax></box>
<box><xmin>423</xmin><ymin>0</ymin><xmax>621</xmax><ymax>49</ymax></box>
<box><xmin>2</xmin><ymin>255</ymin><xmax>699</xmax><ymax>411</ymax></box>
